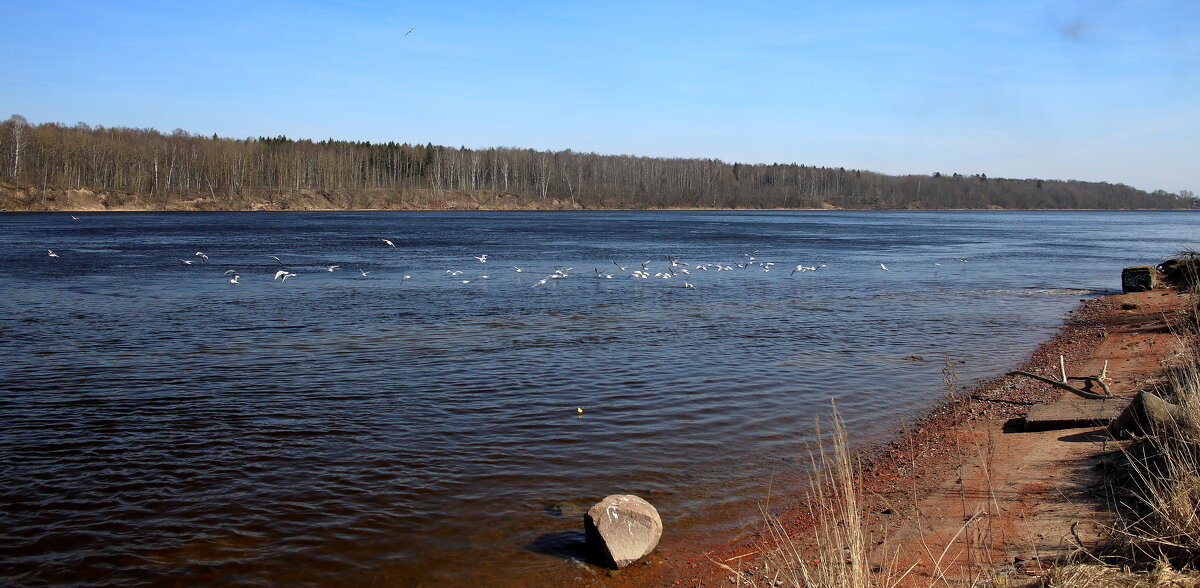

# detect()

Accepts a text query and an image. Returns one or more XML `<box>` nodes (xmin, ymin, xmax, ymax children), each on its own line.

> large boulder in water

<box><xmin>583</xmin><ymin>494</ymin><xmax>662</xmax><ymax>569</ymax></box>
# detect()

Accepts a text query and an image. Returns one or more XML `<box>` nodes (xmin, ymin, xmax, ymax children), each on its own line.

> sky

<box><xmin>2</xmin><ymin>0</ymin><xmax>1197</xmax><ymax>194</ymax></box>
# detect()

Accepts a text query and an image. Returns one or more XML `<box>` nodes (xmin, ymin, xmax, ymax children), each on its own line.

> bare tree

<box><xmin>7</xmin><ymin>114</ymin><xmax>28</xmax><ymax>179</ymax></box>
<box><xmin>536</xmin><ymin>150</ymin><xmax>550</xmax><ymax>200</ymax></box>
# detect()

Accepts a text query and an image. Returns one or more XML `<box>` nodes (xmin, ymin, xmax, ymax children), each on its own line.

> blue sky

<box><xmin>2</xmin><ymin>0</ymin><xmax>1197</xmax><ymax>194</ymax></box>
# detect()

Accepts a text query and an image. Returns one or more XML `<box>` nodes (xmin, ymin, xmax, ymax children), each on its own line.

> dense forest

<box><xmin>1</xmin><ymin>115</ymin><xmax>1195</xmax><ymax>211</ymax></box>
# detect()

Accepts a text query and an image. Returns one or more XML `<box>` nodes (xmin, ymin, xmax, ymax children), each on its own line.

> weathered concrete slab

<box><xmin>1122</xmin><ymin>265</ymin><xmax>1161</xmax><ymax>293</ymax></box>
<box><xmin>1024</xmin><ymin>399</ymin><xmax>1130</xmax><ymax>432</ymax></box>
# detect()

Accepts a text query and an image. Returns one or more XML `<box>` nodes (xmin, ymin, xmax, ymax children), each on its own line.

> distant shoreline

<box><xmin>2</xmin><ymin>181</ymin><xmax>1195</xmax><ymax>214</ymax></box>
<box><xmin>4</xmin><ymin>204</ymin><xmax>1197</xmax><ymax>214</ymax></box>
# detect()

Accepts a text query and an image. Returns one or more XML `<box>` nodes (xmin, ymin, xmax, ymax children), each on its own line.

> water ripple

<box><xmin>1</xmin><ymin>210</ymin><xmax>1195</xmax><ymax>585</ymax></box>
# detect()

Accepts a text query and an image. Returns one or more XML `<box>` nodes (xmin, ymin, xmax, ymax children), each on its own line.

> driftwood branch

<box><xmin>1006</xmin><ymin>370</ymin><xmax>1113</xmax><ymax>400</ymax></box>
<box><xmin>1067</xmin><ymin>375</ymin><xmax>1112</xmax><ymax>397</ymax></box>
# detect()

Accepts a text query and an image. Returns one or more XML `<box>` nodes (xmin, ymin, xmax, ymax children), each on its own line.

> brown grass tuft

<box><xmin>1039</xmin><ymin>561</ymin><xmax>1200</xmax><ymax>588</ymax></box>
<box><xmin>720</xmin><ymin>402</ymin><xmax>917</xmax><ymax>587</ymax></box>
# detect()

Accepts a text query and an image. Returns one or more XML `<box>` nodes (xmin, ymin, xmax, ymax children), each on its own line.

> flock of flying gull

<box><xmin>44</xmin><ymin>233</ymin><xmax>969</xmax><ymax>289</ymax></box>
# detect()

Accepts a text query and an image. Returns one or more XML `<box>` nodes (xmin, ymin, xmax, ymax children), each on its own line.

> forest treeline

<box><xmin>1</xmin><ymin>115</ymin><xmax>1195</xmax><ymax>211</ymax></box>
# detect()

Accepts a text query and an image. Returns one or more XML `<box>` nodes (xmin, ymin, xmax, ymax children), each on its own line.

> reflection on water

<box><xmin>1</xmin><ymin>210</ymin><xmax>1195</xmax><ymax>585</ymax></box>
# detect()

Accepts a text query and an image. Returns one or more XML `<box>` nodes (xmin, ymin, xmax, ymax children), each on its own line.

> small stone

<box><xmin>584</xmin><ymin>494</ymin><xmax>662</xmax><ymax>569</ymax></box>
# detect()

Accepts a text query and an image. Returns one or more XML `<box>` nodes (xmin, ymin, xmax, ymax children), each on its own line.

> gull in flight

<box><xmin>179</xmin><ymin>258</ymin><xmax>195</xmax><ymax>265</ymax></box>
<box><xmin>379</xmin><ymin>238</ymin><xmax>396</xmax><ymax>248</ymax></box>
<box><xmin>323</xmin><ymin>264</ymin><xmax>339</xmax><ymax>272</ymax></box>
<box><xmin>612</xmin><ymin>260</ymin><xmax>627</xmax><ymax>271</ymax></box>
<box><xmin>48</xmin><ymin>249</ymin><xmax>60</xmax><ymax>259</ymax></box>
<box><xmin>513</xmin><ymin>265</ymin><xmax>524</xmax><ymax>273</ymax></box>
<box><xmin>224</xmin><ymin>269</ymin><xmax>240</xmax><ymax>284</ymax></box>
<box><xmin>270</xmin><ymin>255</ymin><xmax>283</xmax><ymax>266</ymax></box>
<box><xmin>274</xmin><ymin>270</ymin><xmax>297</xmax><ymax>282</ymax></box>
<box><xmin>70</xmin><ymin>216</ymin><xmax>79</xmax><ymax>221</ymax></box>
<box><xmin>405</xmin><ymin>27</ymin><xmax>414</xmax><ymax>36</ymax></box>
<box><xmin>475</xmin><ymin>254</ymin><xmax>488</xmax><ymax>263</ymax></box>
<box><xmin>358</xmin><ymin>267</ymin><xmax>371</xmax><ymax>277</ymax></box>
<box><xmin>594</xmin><ymin>268</ymin><xmax>613</xmax><ymax>279</ymax></box>
<box><xmin>683</xmin><ymin>281</ymin><xmax>695</xmax><ymax>289</ymax></box>
<box><xmin>194</xmin><ymin>252</ymin><xmax>209</xmax><ymax>262</ymax></box>
<box><xmin>880</xmin><ymin>263</ymin><xmax>889</xmax><ymax>271</ymax></box>
<box><xmin>446</xmin><ymin>270</ymin><xmax>464</xmax><ymax>276</ymax></box>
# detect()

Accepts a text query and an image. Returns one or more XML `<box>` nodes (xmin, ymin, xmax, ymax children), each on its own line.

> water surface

<box><xmin>2</xmin><ymin>210</ymin><xmax>1195</xmax><ymax>585</ymax></box>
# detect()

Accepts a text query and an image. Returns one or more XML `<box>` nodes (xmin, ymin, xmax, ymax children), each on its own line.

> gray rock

<box><xmin>583</xmin><ymin>494</ymin><xmax>662</xmax><ymax>569</ymax></box>
<box><xmin>1108</xmin><ymin>391</ymin><xmax>1200</xmax><ymax>439</ymax></box>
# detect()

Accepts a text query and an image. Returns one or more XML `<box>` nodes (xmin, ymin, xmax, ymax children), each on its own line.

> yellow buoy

<box><xmin>577</xmin><ymin>407</ymin><xmax>583</xmax><ymax>414</ymax></box>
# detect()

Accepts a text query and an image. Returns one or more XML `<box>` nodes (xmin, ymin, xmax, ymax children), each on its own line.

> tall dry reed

<box><xmin>1110</xmin><ymin>331</ymin><xmax>1200</xmax><ymax>567</ymax></box>
<box><xmin>722</xmin><ymin>402</ymin><xmax>914</xmax><ymax>588</ymax></box>
<box><xmin>1100</xmin><ymin>250</ymin><xmax>1200</xmax><ymax>573</ymax></box>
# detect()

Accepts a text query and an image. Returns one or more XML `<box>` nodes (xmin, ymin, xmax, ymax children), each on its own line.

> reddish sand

<box><xmin>602</xmin><ymin>288</ymin><xmax>1188</xmax><ymax>586</ymax></box>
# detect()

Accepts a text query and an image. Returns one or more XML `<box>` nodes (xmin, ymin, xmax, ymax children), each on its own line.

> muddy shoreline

<box><xmin>614</xmin><ymin>288</ymin><xmax>1187</xmax><ymax>586</ymax></box>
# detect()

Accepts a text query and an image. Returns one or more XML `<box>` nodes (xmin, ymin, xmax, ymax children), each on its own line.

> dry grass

<box><xmin>789</xmin><ymin>404</ymin><xmax>874</xmax><ymax>588</ymax></box>
<box><xmin>1160</xmin><ymin>250</ymin><xmax>1200</xmax><ymax>294</ymax></box>
<box><xmin>722</xmin><ymin>401</ymin><xmax>1017</xmax><ymax>587</ymax></box>
<box><xmin>718</xmin><ymin>402</ymin><xmax>913</xmax><ymax>588</ymax></box>
<box><xmin>1108</xmin><ymin>347</ymin><xmax>1200</xmax><ymax>568</ymax></box>
<box><xmin>1038</xmin><ymin>561</ymin><xmax>1200</xmax><ymax>588</ymax></box>
<box><xmin>722</xmin><ymin>400</ymin><xmax>1012</xmax><ymax>588</ymax></box>
<box><xmin>1103</xmin><ymin>254</ymin><xmax>1200</xmax><ymax>570</ymax></box>
<box><xmin>1058</xmin><ymin>253</ymin><xmax>1200</xmax><ymax>585</ymax></box>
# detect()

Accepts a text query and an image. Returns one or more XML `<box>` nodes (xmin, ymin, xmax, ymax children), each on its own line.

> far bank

<box><xmin>6</xmin><ymin>182</ymin><xmax>1200</xmax><ymax>214</ymax></box>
